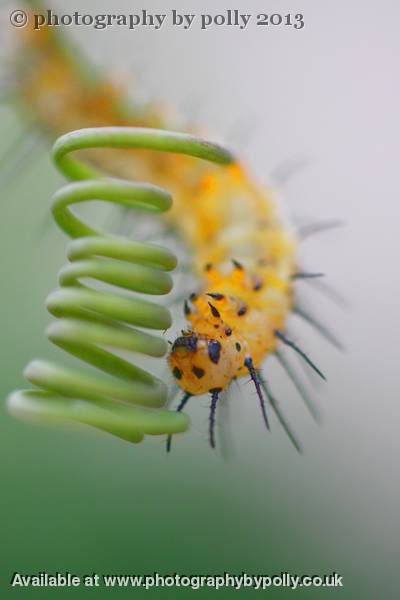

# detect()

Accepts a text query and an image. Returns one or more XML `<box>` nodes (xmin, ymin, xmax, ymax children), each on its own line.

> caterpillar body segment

<box><xmin>7</xmin><ymin>128</ymin><xmax>234</xmax><ymax>443</ymax></box>
<box><xmin>166</xmin><ymin>167</ymin><xmax>300</xmax><ymax>448</ymax></box>
<box><xmin>165</xmin><ymin>162</ymin><xmax>297</xmax><ymax>388</ymax></box>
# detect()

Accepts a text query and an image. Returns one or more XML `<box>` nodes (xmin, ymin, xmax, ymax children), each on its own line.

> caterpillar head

<box><xmin>168</xmin><ymin>329</ymin><xmax>246</xmax><ymax>395</ymax></box>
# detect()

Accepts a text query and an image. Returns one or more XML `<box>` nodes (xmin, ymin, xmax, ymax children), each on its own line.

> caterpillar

<box><xmin>5</xmin><ymin>2</ymin><xmax>341</xmax><ymax>451</ymax></box>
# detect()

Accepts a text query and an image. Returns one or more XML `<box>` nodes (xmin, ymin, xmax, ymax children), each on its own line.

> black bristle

<box><xmin>208</xmin><ymin>389</ymin><xmax>221</xmax><ymax>449</ymax></box>
<box><xmin>293</xmin><ymin>304</ymin><xmax>344</xmax><ymax>351</ymax></box>
<box><xmin>244</xmin><ymin>357</ymin><xmax>269</xmax><ymax>430</ymax></box>
<box><xmin>291</xmin><ymin>272</ymin><xmax>324</xmax><ymax>280</ymax></box>
<box><xmin>274</xmin><ymin>348</ymin><xmax>319</xmax><ymax>421</ymax></box>
<box><xmin>257</xmin><ymin>372</ymin><xmax>302</xmax><ymax>453</ymax></box>
<box><xmin>232</xmin><ymin>259</ymin><xmax>243</xmax><ymax>270</ymax></box>
<box><xmin>274</xmin><ymin>329</ymin><xmax>326</xmax><ymax>381</ymax></box>
<box><xmin>297</xmin><ymin>219</ymin><xmax>343</xmax><ymax>241</ymax></box>
<box><xmin>166</xmin><ymin>392</ymin><xmax>192</xmax><ymax>453</ymax></box>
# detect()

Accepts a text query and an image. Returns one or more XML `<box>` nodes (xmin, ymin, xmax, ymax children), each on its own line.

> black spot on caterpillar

<box><xmin>172</xmin><ymin>334</ymin><xmax>198</xmax><ymax>353</ymax></box>
<box><xmin>192</xmin><ymin>366</ymin><xmax>205</xmax><ymax>379</ymax></box>
<box><xmin>252</xmin><ymin>276</ymin><xmax>263</xmax><ymax>291</ymax></box>
<box><xmin>208</xmin><ymin>340</ymin><xmax>221</xmax><ymax>364</ymax></box>
<box><xmin>237</xmin><ymin>302</ymin><xmax>247</xmax><ymax>316</ymax></box>
<box><xmin>173</xmin><ymin>367</ymin><xmax>183</xmax><ymax>380</ymax></box>
<box><xmin>208</xmin><ymin>302</ymin><xmax>221</xmax><ymax>318</ymax></box>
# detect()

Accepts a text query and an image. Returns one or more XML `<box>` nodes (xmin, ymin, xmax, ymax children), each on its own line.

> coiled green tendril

<box><xmin>7</xmin><ymin>127</ymin><xmax>234</xmax><ymax>443</ymax></box>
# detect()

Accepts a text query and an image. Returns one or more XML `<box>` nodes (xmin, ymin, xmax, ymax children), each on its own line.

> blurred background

<box><xmin>0</xmin><ymin>0</ymin><xmax>399</xmax><ymax>597</ymax></box>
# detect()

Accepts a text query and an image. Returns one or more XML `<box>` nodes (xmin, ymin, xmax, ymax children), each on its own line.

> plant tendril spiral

<box><xmin>7</xmin><ymin>127</ymin><xmax>234</xmax><ymax>443</ymax></box>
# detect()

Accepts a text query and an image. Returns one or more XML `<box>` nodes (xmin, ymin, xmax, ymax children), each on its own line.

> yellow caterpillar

<box><xmin>7</xmin><ymin>3</ymin><xmax>339</xmax><ymax>451</ymax></box>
